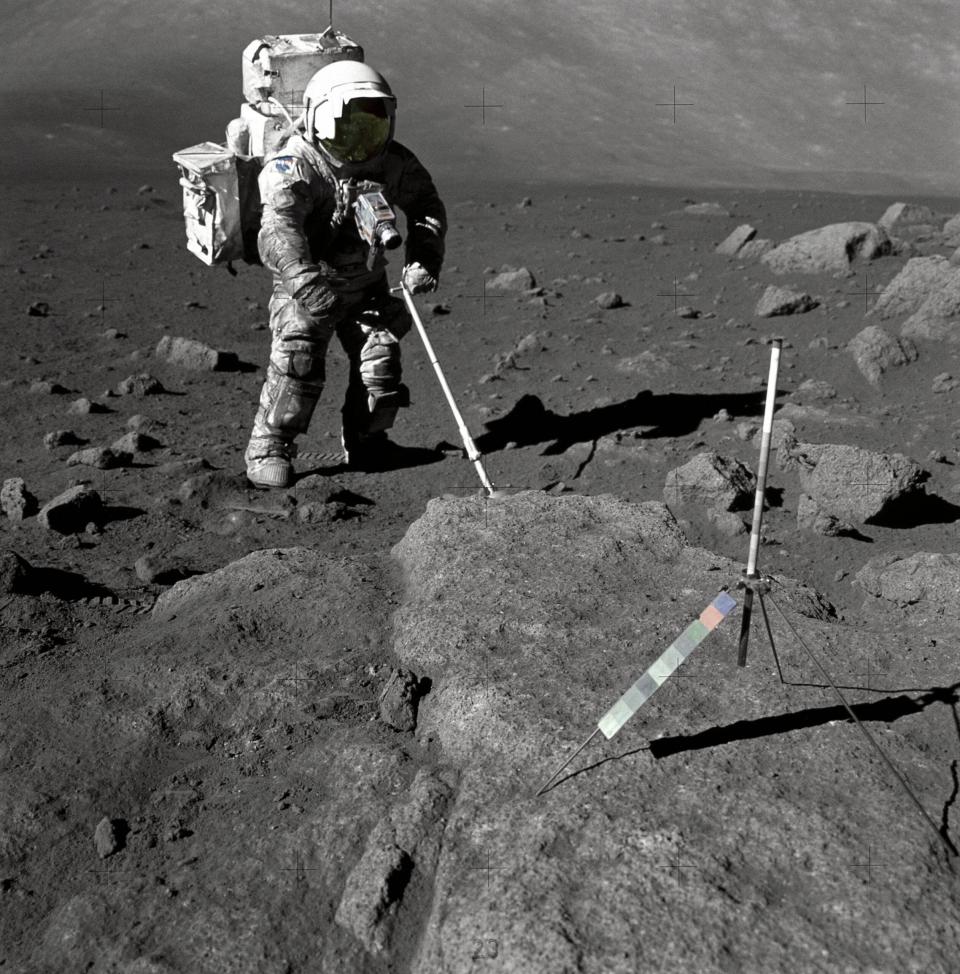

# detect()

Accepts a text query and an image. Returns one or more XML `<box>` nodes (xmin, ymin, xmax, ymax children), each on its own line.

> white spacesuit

<box><xmin>245</xmin><ymin>60</ymin><xmax>446</xmax><ymax>488</ymax></box>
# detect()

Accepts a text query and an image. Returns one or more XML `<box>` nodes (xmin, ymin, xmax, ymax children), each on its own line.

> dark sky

<box><xmin>3</xmin><ymin>0</ymin><xmax>957</xmax><ymax>193</ymax></box>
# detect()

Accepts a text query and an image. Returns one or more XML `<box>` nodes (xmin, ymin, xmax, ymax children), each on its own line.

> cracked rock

<box><xmin>847</xmin><ymin>325</ymin><xmax>918</xmax><ymax>385</ymax></box>
<box><xmin>335</xmin><ymin>769</ymin><xmax>454</xmax><ymax>955</ymax></box>
<box><xmin>378</xmin><ymin>668</ymin><xmax>425</xmax><ymax>731</ymax></box>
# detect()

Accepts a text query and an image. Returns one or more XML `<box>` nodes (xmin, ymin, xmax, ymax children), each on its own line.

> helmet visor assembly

<box><xmin>319</xmin><ymin>96</ymin><xmax>394</xmax><ymax>164</ymax></box>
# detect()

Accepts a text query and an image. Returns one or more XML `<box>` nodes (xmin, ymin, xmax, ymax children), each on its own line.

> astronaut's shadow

<box><xmin>298</xmin><ymin>443</ymin><xmax>446</xmax><ymax>477</ymax></box>
<box><xmin>474</xmin><ymin>390</ymin><xmax>774</xmax><ymax>455</ymax></box>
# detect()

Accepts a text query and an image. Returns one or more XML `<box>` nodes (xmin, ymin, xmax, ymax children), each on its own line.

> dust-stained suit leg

<box><xmin>244</xmin><ymin>150</ymin><xmax>344</xmax><ymax>464</ymax></box>
<box><xmin>245</xmin><ymin>285</ymin><xmax>338</xmax><ymax>463</ymax></box>
<box><xmin>337</xmin><ymin>291</ymin><xmax>412</xmax><ymax>438</ymax></box>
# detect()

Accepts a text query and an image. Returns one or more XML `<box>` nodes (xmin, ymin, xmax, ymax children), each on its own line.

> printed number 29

<box><xmin>470</xmin><ymin>938</ymin><xmax>499</xmax><ymax>961</ymax></box>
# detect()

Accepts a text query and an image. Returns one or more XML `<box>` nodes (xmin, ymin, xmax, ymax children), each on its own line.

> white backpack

<box><xmin>172</xmin><ymin>27</ymin><xmax>363</xmax><ymax>271</ymax></box>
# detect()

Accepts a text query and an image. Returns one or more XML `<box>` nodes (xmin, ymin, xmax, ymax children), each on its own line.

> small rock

<box><xmin>116</xmin><ymin>373</ymin><xmax>165</xmax><ymax>397</ymax></box>
<box><xmin>517</xmin><ymin>196</ymin><xmax>533</xmax><ymax>208</ymax></box>
<box><xmin>37</xmin><ymin>485</ymin><xmax>102</xmax><ymax>533</ymax></box>
<box><xmin>847</xmin><ymin>325</ymin><xmax>918</xmax><ymax>385</ymax></box>
<box><xmin>27</xmin><ymin>301</ymin><xmax>51</xmax><ymax>317</ymax></box>
<box><xmin>705</xmin><ymin>508</ymin><xmax>748</xmax><ymax>536</ymax></box>
<box><xmin>594</xmin><ymin>291</ymin><xmax>624</xmax><ymax>309</ymax></box>
<box><xmin>715</xmin><ymin>224</ymin><xmax>757</xmax><ymax>256</ymax></box>
<box><xmin>136</xmin><ymin>184</ymin><xmax>154</xmax><ymax>195</ymax></box>
<box><xmin>932</xmin><ymin>372</ymin><xmax>959</xmax><ymax>393</ymax></box>
<box><xmin>0</xmin><ymin>550</ymin><xmax>32</xmax><ymax>594</ymax></box>
<box><xmin>66</xmin><ymin>446</ymin><xmax>132</xmax><ymax>469</ymax></box>
<box><xmin>378</xmin><ymin>668</ymin><xmax>424</xmax><ymax>731</ymax></box>
<box><xmin>755</xmin><ymin>285</ymin><xmax>819</xmax><ymax>318</ymax></box>
<box><xmin>135</xmin><ymin>554</ymin><xmax>186</xmax><ymax>585</ymax></box>
<box><xmin>155</xmin><ymin>335</ymin><xmax>238</xmax><ymax>372</ymax></box>
<box><xmin>487</xmin><ymin>267</ymin><xmax>536</xmax><ymax>291</ymax></box>
<box><xmin>29</xmin><ymin>379</ymin><xmax>68</xmax><ymax>394</ymax></box>
<box><xmin>67</xmin><ymin>397</ymin><xmax>109</xmax><ymax>415</ymax></box>
<box><xmin>43</xmin><ymin>430</ymin><xmax>85</xmax><ymax>449</ymax></box>
<box><xmin>797</xmin><ymin>494</ymin><xmax>855</xmax><ymax>536</ymax></box>
<box><xmin>664</xmin><ymin>452</ymin><xmax>756</xmax><ymax>511</ymax></box>
<box><xmin>675</xmin><ymin>305</ymin><xmax>700</xmax><ymax>318</ymax></box>
<box><xmin>1</xmin><ymin>479</ymin><xmax>39</xmax><ymax>521</ymax></box>
<box><xmin>94</xmin><ymin>816</ymin><xmax>125</xmax><ymax>858</ymax></box>
<box><xmin>111</xmin><ymin>430</ymin><xmax>162</xmax><ymax>453</ymax></box>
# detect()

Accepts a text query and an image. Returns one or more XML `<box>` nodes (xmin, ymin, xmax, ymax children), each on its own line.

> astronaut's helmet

<box><xmin>303</xmin><ymin>61</ymin><xmax>396</xmax><ymax>167</ymax></box>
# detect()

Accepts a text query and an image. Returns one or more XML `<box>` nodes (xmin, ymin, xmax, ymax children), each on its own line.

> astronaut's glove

<box><xmin>294</xmin><ymin>277</ymin><xmax>341</xmax><ymax>318</ymax></box>
<box><xmin>402</xmin><ymin>262</ymin><xmax>438</xmax><ymax>295</ymax></box>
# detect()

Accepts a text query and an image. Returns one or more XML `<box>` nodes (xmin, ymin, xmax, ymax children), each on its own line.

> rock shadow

<box><xmin>869</xmin><ymin>492</ymin><xmax>960</xmax><ymax>529</ymax></box>
<box><xmin>474</xmin><ymin>390</ymin><xmax>773</xmax><ymax>454</ymax></box>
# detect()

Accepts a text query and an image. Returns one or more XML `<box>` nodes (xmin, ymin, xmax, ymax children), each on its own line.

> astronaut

<box><xmin>245</xmin><ymin>60</ymin><xmax>446</xmax><ymax>488</ymax></box>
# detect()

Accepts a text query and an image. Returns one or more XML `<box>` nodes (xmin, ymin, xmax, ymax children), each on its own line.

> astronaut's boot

<box><xmin>245</xmin><ymin>346</ymin><xmax>325</xmax><ymax>488</ymax></box>
<box><xmin>340</xmin><ymin>386</ymin><xmax>410</xmax><ymax>470</ymax></box>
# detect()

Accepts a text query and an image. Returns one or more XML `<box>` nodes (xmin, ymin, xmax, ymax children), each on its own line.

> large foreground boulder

<box><xmin>761</xmin><ymin>222</ymin><xmax>891</xmax><ymax>275</ymax></box>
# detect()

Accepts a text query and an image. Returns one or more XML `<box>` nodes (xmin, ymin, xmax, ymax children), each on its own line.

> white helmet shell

<box><xmin>303</xmin><ymin>61</ymin><xmax>396</xmax><ymax>144</ymax></box>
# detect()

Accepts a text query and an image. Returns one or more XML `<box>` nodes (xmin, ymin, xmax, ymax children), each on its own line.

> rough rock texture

<box><xmin>93</xmin><ymin>816</ymin><xmax>124</xmax><ymax>858</ymax></box>
<box><xmin>715</xmin><ymin>224</ymin><xmax>757</xmax><ymax>256</ymax></box>
<box><xmin>112</xmin><ymin>430</ymin><xmax>162</xmax><ymax>454</ymax></box>
<box><xmin>760</xmin><ymin>222</ymin><xmax>891</xmax><ymax>275</ymax></box>
<box><xmin>847</xmin><ymin>325</ymin><xmax>918</xmax><ymax>384</ymax></box>
<box><xmin>487</xmin><ymin>267</ymin><xmax>536</xmax><ymax>291</ymax></box>
<box><xmin>378</xmin><ymin>668</ymin><xmax>423</xmax><ymax>732</ymax></box>
<box><xmin>36</xmin><ymin>485</ymin><xmax>102</xmax><ymax>533</ymax></box>
<box><xmin>854</xmin><ymin>551</ymin><xmax>960</xmax><ymax>619</ymax></box>
<box><xmin>335</xmin><ymin>769</ymin><xmax>454</xmax><ymax>955</ymax></box>
<box><xmin>736</xmin><ymin>237</ymin><xmax>774</xmax><ymax>260</ymax></box>
<box><xmin>156</xmin><ymin>335</ymin><xmax>239</xmax><ymax>372</ymax></box>
<box><xmin>783</xmin><ymin>441</ymin><xmax>926</xmax><ymax>524</ymax></box>
<box><xmin>755</xmin><ymin>285</ymin><xmax>819</xmax><ymax>317</ymax></box>
<box><xmin>594</xmin><ymin>291</ymin><xmax>624</xmax><ymax>309</ymax></box>
<box><xmin>664</xmin><ymin>452</ymin><xmax>755</xmax><ymax>511</ymax></box>
<box><xmin>116</xmin><ymin>373</ymin><xmax>165</xmax><ymax>397</ymax></box>
<box><xmin>899</xmin><ymin>266</ymin><xmax>960</xmax><ymax>342</ymax></box>
<box><xmin>877</xmin><ymin>202</ymin><xmax>946</xmax><ymax>233</ymax></box>
<box><xmin>43</xmin><ymin>429</ymin><xmax>85</xmax><ymax>449</ymax></box>
<box><xmin>66</xmin><ymin>446</ymin><xmax>133</xmax><ymax>469</ymax></box>
<box><xmin>871</xmin><ymin>256</ymin><xmax>955</xmax><ymax>319</ymax></box>
<box><xmin>1</xmin><ymin>477</ymin><xmax>38</xmax><ymax>521</ymax></box>
<box><xmin>0</xmin><ymin>548</ymin><xmax>32</xmax><ymax>593</ymax></box>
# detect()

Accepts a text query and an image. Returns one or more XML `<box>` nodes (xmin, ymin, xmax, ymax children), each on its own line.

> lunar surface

<box><xmin>2</xmin><ymin>3</ymin><xmax>960</xmax><ymax>972</ymax></box>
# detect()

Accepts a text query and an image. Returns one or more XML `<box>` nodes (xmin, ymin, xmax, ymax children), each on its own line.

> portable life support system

<box><xmin>172</xmin><ymin>27</ymin><xmax>363</xmax><ymax>272</ymax></box>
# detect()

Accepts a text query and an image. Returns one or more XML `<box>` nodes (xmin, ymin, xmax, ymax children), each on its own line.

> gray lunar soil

<box><xmin>1</xmin><ymin>178</ymin><xmax>960</xmax><ymax>973</ymax></box>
